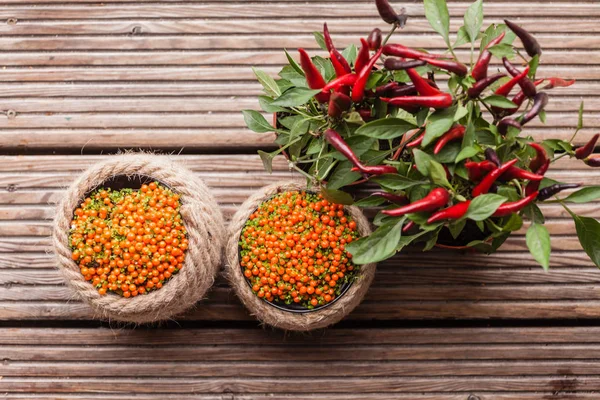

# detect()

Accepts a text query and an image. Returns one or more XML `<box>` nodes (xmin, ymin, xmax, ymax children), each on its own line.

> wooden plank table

<box><xmin>1</xmin><ymin>1</ymin><xmax>599</xmax><ymax>398</ymax></box>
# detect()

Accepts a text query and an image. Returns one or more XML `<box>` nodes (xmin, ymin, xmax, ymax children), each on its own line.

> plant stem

<box><xmin>551</xmin><ymin>152</ymin><xmax>569</xmax><ymax>163</ymax></box>
<box><xmin>382</xmin><ymin>24</ymin><xmax>398</xmax><ymax>46</ymax></box>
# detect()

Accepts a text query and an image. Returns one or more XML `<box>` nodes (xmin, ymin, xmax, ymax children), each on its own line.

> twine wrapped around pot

<box><xmin>52</xmin><ymin>153</ymin><xmax>225</xmax><ymax>324</ymax></box>
<box><xmin>225</xmin><ymin>181</ymin><xmax>376</xmax><ymax>331</ymax></box>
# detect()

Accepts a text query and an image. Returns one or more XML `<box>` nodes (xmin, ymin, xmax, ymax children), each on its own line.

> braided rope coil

<box><xmin>225</xmin><ymin>181</ymin><xmax>376</xmax><ymax>331</ymax></box>
<box><xmin>52</xmin><ymin>153</ymin><xmax>225</xmax><ymax>324</ymax></box>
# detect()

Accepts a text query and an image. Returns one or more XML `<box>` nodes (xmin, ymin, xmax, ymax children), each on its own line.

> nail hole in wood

<box><xmin>7</xmin><ymin>18</ymin><xmax>17</xmax><ymax>25</ymax></box>
<box><xmin>131</xmin><ymin>26</ymin><xmax>142</xmax><ymax>35</ymax></box>
<box><xmin>6</xmin><ymin>110</ymin><xmax>16</xmax><ymax>119</ymax></box>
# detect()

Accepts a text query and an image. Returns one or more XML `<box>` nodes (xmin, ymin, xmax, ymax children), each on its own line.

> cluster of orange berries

<box><xmin>239</xmin><ymin>191</ymin><xmax>359</xmax><ymax>309</ymax></box>
<box><xmin>69</xmin><ymin>182</ymin><xmax>188</xmax><ymax>298</ymax></box>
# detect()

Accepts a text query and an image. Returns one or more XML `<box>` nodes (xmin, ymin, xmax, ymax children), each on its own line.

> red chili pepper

<box><xmin>355</xmin><ymin>38</ymin><xmax>371</xmax><ymax>75</ymax></box>
<box><xmin>521</xmin><ymin>92</ymin><xmax>549</xmax><ymax>125</ymax></box>
<box><xmin>388</xmin><ymin>84</ymin><xmax>418</xmax><ymax>98</ymax></box>
<box><xmin>384</xmin><ymin>58</ymin><xmax>427</xmax><ymax>71</ymax></box>
<box><xmin>352</xmin><ymin>164</ymin><xmax>398</xmax><ymax>175</ymax></box>
<box><xmin>352</xmin><ymin>48</ymin><xmax>383</xmax><ymax>102</ymax></box>
<box><xmin>323</xmin><ymin>128</ymin><xmax>363</xmax><ymax>171</ymax></box>
<box><xmin>575</xmin><ymin>133</ymin><xmax>599</xmax><ymax>160</ymax></box>
<box><xmin>504</xmin><ymin>19</ymin><xmax>542</xmax><ymax>57</ymax></box>
<box><xmin>507</xmin><ymin>80</ymin><xmax>543</xmax><ymax>115</ymax></box>
<box><xmin>427</xmin><ymin>201</ymin><xmax>471</xmax><ymax>224</ymax></box>
<box><xmin>492</xmin><ymin>192</ymin><xmax>539</xmax><ymax>217</ymax></box>
<box><xmin>407</xmin><ymin>68</ymin><xmax>443</xmax><ymax>96</ymax></box>
<box><xmin>495</xmin><ymin>66</ymin><xmax>530</xmax><ymax>97</ymax></box>
<box><xmin>472</xmin><ymin>32</ymin><xmax>505</xmax><ymax>81</ymax></box>
<box><xmin>330</xmin><ymin>50</ymin><xmax>351</xmax><ymax>78</ymax></box>
<box><xmin>498</xmin><ymin>118</ymin><xmax>522</xmax><ymax>136</ymax></box>
<box><xmin>501</xmin><ymin>166</ymin><xmax>544</xmax><ymax>182</ymax></box>
<box><xmin>381</xmin><ymin>93</ymin><xmax>453</xmax><ymax>110</ymax></box>
<box><xmin>525</xmin><ymin>159</ymin><xmax>550</xmax><ymax>196</ymax></box>
<box><xmin>328</xmin><ymin>92</ymin><xmax>353</xmax><ymax>118</ymax></box>
<box><xmin>465</xmin><ymin>160</ymin><xmax>496</xmax><ymax>181</ymax></box>
<box><xmin>529</xmin><ymin>143</ymin><xmax>548</xmax><ymax>172</ymax></box>
<box><xmin>367</xmin><ymin>28</ymin><xmax>383</xmax><ymax>50</ymax></box>
<box><xmin>406</xmin><ymin>131</ymin><xmax>425</xmax><ymax>148</ymax></box>
<box><xmin>321</xmin><ymin>74</ymin><xmax>358</xmax><ymax>92</ymax></box>
<box><xmin>298</xmin><ymin>49</ymin><xmax>329</xmax><ymax>103</ymax></box>
<box><xmin>402</xmin><ymin>220</ymin><xmax>416</xmax><ymax>233</ymax></box>
<box><xmin>542</xmin><ymin>77</ymin><xmax>576</xmax><ymax>90</ymax></box>
<box><xmin>467</xmin><ymin>73</ymin><xmax>507</xmax><ymax>98</ymax></box>
<box><xmin>472</xmin><ymin>159</ymin><xmax>518</xmax><ymax>197</ymax></box>
<box><xmin>421</xmin><ymin>57</ymin><xmax>468</xmax><ymax>76</ymax></box>
<box><xmin>433</xmin><ymin>125</ymin><xmax>466</xmax><ymax>154</ymax></box>
<box><xmin>382</xmin><ymin>43</ymin><xmax>445</xmax><ymax>60</ymax></box>
<box><xmin>585</xmin><ymin>156</ymin><xmax>600</xmax><ymax>167</ymax></box>
<box><xmin>372</xmin><ymin>191</ymin><xmax>409</xmax><ymax>205</ymax></box>
<box><xmin>381</xmin><ymin>188</ymin><xmax>450</xmax><ymax>217</ymax></box>
<box><xmin>538</xmin><ymin>183</ymin><xmax>581</xmax><ymax>201</ymax></box>
<box><xmin>502</xmin><ymin>57</ymin><xmax>537</xmax><ymax>98</ymax></box>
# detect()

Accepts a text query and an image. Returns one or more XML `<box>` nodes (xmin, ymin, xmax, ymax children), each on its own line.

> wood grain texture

<box><xmin>2</xmin><ymin>1</ymin><xmax>600</xmax><ymax>398</ymax></box>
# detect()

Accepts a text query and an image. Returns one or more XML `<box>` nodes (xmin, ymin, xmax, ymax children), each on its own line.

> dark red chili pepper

<box><xmin>542</xmin><ymin>77</ymin><xmax>576</xmax><ymax>90</ymax></box>
<box><xmin>357</xmin><ymin>108</ymin><xmax>373</xmax><ymax>122</ymax></box>
<box><xmin>433</xmin><ymin>125</ymin><xmax>466</xmax><ymax>154</ymax></box>
<box><xmin>323</xmin><ymin>23</ymin><xmax>335</xmax><ymax>52</ymax></box>
<box><xmin>384</xmin><ymin>58</ymin><xmax>427</xmax><ymax>71</ymax></box>
<box><xmin>537</xmin><ymin>183</ymin><xmax>581</xmax><ymax>201</ymax></box>
<box><xmin>382</xmin><ymin>44</ymin><xmax>445</xmax><ymax>61</ymax></box>
<box><xmin>388</xmin><ymin>84</ymin><xmax>418</xmax><ymax>97</ymax></box>
<box><xmin>421</xmin><ymin>57</ymin><xmax>468</xmax><ymax>77</ymax></box>
<box><xmin>485</xmin><ymin>148</ymin><xmax>502</xmax><ymax>167</ymax></box>
<box><xmin>381</xmin><ymin>188</ymin><xmax>450</xmax><ymax>217</ymax></box>
<box><xmin>472</xmin><ymin>158</ymin><xmax>518</xmax><ymax>197</ymax></box>
<box><xmin>351</xmin><ymin>164</ymin><xmax>397</xmax><ymax>175</ymax></box>
<box><xmin>367</xmin><ymin>28</ymin><xmax>383</xmax><ymax>51</ymax></box>
<box><xmin>502</xmin><ymin>166</ymin><xmax>544</xmax><ymax>181</ymax></box>
<box><xmin>502</xmin><ymin>57</ymin><xmax>537</xmax><ymax>98</ymax></box>
<box><xmin>496</xmin><ymin>67</ymin><xmax>530</xmax><ymax>97</ymax></box>
<box><xmin>521</xmin><ymin>92</ymin><xmax>549</xmax><ymax>125</ymax></box>
<box><xmin>468</xmin><ymin>73</ymin><xmax>506</xmax><ymax>98</ymax></box>
<box><xmin>498</xmin><ymin>118</ymin><xmax>522</xmax><ymax>136</ymax></box>
<box><xmin>465</xmin><ymin>160</ymin><xmax>496</xmax><ymax>181</ymax></box>
<box><xmin>355</xmin><ymin>38</ymin><xmax>371</xmax><ymax>75</ymax></box>
<box><xmin>323</xmin><ymin>128</ymin><xmax>362</xmax><ymax>171</ymax></box>
<box><xmin>381</xmin><ymin>93</ymin><xmax>453</xmax><ymax>110</ymax></box>
<box><xmin>575</xmin><ymin>133</ymin><xmax>599</xmax><ymax>160</ymax></box>
<box><xmin>321</xmin><ymin>73</ymin><xmax>358</xmax><ymax>92</ymax></box>
<box><xmin>504</xmin><ymin>19</ymin><xmax>542</xmax><ymax>57</ymax></box>
<box><xmin>328</xmin><ymin>92</ymin><xmax>353</xmax><ymax>118</ymax></box>
<box><xmin>376</xmin><ymin>0</ymin><xmax>404</xmax><ymax>25</ymax></box>
<box><xmin>525</xmin><ymin>159</ymin><xmax>550</xmax><ymax>196</ymax></box>
<box><xmin>492</xmin><ymin>192</ymin><xmax>539</xmax><ymax>217</ymax></box>
<box><xmin>427</xmin><ymin>201</ymin><xmax>471</xmax><ymax>224</ymax></box>
<box><xmin>406</xmin><ymin>131</ymin><xmax>425</xmax><ymax>148</ymax></box>
<box><xmin>402</xmin><ymin>220</ymin><xmax>416</xmax><ymax>233</ymax></box>
<box><xmin>352</xmin><ymin>48</ymin><xmax>383</xmax><ymax>102</ymax></box>
<box><xmin>298</xmin><ymin>49</ymin><xmax>329</xmax><ymax>103</ymax></box>
<box><xmin>584</xmin><ymin>156</ymin><xmax>600</xmax><ymax>167</ymax></box>
<box><xmin>407</xmin><ymin>68</ymin><xmax>443</xmax><ymax>96</ymax></box>
<box><xmin>529</xmin><ymin>143</ymin><xmax>548</xmax><ymax>172</ymax></box>
<box><xmin>330</xmin><ymin>50</ymin><xmax>352</xmax><ymax>78</ymax></box>
<box><xmin>372</xmin><ymin>191</ymin><xmax>409</xmax><ymax>205</ymax></box>
<box><xmin>375</xmin><ymin>81</ymin><xmax>400</xmax><ymax>97</ymax></box>
<box><xmin>472</xmin><ymin>32</ymin><xmax>505</xmax><ymax>81</ymax></box>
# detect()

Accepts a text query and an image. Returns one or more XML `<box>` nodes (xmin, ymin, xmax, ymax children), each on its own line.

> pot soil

<box><xmin>226</xmin><ymin>181</ymin><xmax>376</xmax><ymax>331</ymax></box>
<box><xmin>52</xmin><ymin>153</ymin><xmax>225</xmax><ymax>324</ymax></box>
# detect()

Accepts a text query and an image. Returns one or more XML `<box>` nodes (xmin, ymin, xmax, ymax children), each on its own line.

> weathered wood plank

<box><xmin>0</xmin><ymin>3</ymin><xmax>596</xmax><ymax>20</ymax></box>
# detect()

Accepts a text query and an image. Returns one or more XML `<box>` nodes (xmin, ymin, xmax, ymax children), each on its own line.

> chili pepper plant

<box><xmin>243</xmin><ymin>0</ymin><xmax>600</xmax><ymax>270</ymax></box>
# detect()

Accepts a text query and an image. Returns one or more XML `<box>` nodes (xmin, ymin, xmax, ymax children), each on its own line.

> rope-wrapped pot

<box><xmin>226</xmin><ymin>181</ymin><xmax>376</xmax><ymax>331</ymax></box>
<box><xmin>52</xmin><ymin>153</ymin><xmax>225</xmax><ymax>324</ymax></box>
